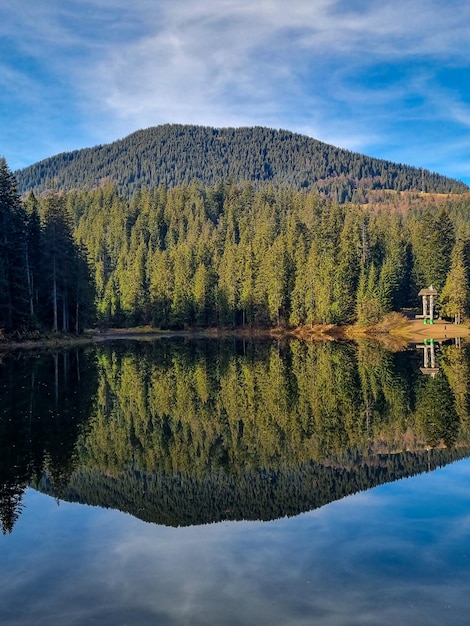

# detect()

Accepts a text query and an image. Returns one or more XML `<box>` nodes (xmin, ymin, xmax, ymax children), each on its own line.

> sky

<box><xmin>1</xmin><ymin>0</ymin><xmax>470</xmax><ymax>185</ymax></box>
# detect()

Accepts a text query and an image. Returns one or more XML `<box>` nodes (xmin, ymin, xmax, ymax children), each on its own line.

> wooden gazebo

<box><xmin>417</xmin><ymin>285</ymin><xmax>438</xmax><ymax>324</ymax></box>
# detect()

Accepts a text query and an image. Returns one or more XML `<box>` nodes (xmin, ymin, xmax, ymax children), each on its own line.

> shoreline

<box><xmin>0</xmin><ymin>318</ymin><xmax>468</xmax><ymax>352</ymax></box>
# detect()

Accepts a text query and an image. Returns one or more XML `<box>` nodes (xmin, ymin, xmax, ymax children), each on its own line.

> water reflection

<box><xmin>1</xmin><ymin>338</ymin><xmax>470</xmax><ymax>533</ymax></box>
<box><xmin>0</xmin><ymin>348</ymin><xmax>97</xmax><ymax>534</ymax></box>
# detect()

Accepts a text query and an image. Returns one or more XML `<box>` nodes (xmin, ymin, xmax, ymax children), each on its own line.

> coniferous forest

<box><xmin>0</xmin><ymin>158</ymin><xmax>94</xmax><ymax>334</ymax></box>
<box><xmin>14</xmin><ymin>125</ymin><xmax>469</xmax><ymax>200</ymax></box>
<box><xmin>2</xmin><ymin>126</ymin><xmax>470</xmax><ymax>334</ymax></box>
<box><xmin>67</xmin><ymin>180</ymin><xmax>470</xmax><ymax>329</ymax></box>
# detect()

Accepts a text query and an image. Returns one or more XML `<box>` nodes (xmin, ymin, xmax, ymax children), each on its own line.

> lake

<box><xmin>1</xmin><ymin>337</ymin><xmax>470</xmax><ymax>625</ymax></box>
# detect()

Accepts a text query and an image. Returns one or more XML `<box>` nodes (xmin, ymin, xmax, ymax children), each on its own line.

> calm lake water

<box><xmin>1</xmin><ymin>337</ymin><xmax>470</xmax><ymax>625</ymax></box>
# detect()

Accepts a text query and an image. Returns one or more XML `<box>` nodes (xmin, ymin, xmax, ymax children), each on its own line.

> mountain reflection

<box><xmin>1</xmin><ymin>338</ymin><xmax>470</xmax><ymax>532</ymax></box>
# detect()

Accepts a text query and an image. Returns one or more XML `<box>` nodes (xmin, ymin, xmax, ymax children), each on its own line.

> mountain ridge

<box><xmin>14</xmin><ymin>124</ymin><xmax>469</xmax><ymax>202</ymax></box>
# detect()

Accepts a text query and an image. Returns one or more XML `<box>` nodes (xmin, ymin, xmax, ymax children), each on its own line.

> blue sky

<box><xmin>1</xmin><ymin>0</ymin><xmax>470</xmax><ymax>185</ymax></box>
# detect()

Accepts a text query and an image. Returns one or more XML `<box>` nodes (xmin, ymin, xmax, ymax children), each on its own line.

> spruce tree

<box><xmin>0</xmin><ymin>158</ymin><xmax>28</xmax><ymax>330</ymax></box>
<box><xmin>24</xmin><ymin>191</ymin><xmax>42</xmax><ymax>321</ymax></box>
<box><xmin>41</xmin><ymin>191</ymin><xmax>76</xmax><ymax>331</ymax></box>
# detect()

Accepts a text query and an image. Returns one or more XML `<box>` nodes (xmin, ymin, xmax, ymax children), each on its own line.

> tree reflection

<box><xmin>415</xmin><ymin>374</ymin><xmax>460</xmax><ymax>448</ymax></box>
<box><xmin>2</xmin><ymin>338</ymin><xmax>470</xmax><ymax>531</ymax></box>
<box><xmin>71</xmin><ymin>339</ymin><xmax>470</xmax><ymax>525</ymax></box>
<box><xmin>0</xmin><ymin>349</ymin><xmax>97</xmax><ymax>533</ymax></box>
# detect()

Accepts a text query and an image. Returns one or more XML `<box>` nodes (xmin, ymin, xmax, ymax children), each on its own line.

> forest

<box><xmin>65</xmin><ymin>180</ymin><xmax>470</xmax><ymax>329</ymax></box>
<box><xmin>14</xmin><ymin>125</ymin><xmax>469</xmax><ymax>200</ymax></box>
<box><xmin>3</xmin><ymin>149</ymin><xmax>470</xmax><ymax>334</ymax></box>
<box><xmin>0</xmin><ymin>158</ymin><xmax>94</xmax><ymax>334</ymax></box>
<box><xmin>67</xmin><ymin>180</ymin><xmax>470</xmax><ymax>329</ymax></box>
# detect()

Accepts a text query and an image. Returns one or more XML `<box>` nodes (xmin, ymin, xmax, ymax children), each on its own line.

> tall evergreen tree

<box><xmin>410</xmin><ymin>208</ymin><xmax>455</xmax><ymax>299</ymax></box>
<box><xmin>24</xmin><ymin>191</ymin><xmax>42</xmax><ymax>321</ymax></box>
<box><xmin>0</xmin><ymin>158</ymin><xmax>28</xmax><ymax>330</ymax></box>
<box><xmin>41</xmin><ymin>191</ymin><xmax>78</xmax><ymax>331</ymax></box>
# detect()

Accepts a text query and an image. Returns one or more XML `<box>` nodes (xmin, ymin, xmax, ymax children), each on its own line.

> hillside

<box><xmin>14</xmin><ymin>124</ymin><xmax>469</xmax><ymax>201</ymax></box>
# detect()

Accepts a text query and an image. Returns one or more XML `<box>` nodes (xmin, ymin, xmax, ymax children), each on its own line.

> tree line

<box><xmin>0</xmin><ymin>158</ymin><xmax>94</xmax><ymax>334</ymax></box>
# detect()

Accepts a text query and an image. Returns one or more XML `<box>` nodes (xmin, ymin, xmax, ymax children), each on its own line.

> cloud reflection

<box><xmin>2</xmin><ymin>459</ymin><xmax>470</xmax><ymax>624</ymax></box>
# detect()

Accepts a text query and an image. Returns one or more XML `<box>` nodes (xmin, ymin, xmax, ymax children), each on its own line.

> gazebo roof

<box><xmin>418</xmin><ymin>284</ymin><xmax>438</xmax><ymax>296</ymax></box>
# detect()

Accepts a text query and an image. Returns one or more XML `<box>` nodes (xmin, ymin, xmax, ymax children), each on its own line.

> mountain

<box><xmin>14</xmin><ymin>124</ymin><xmax>469</xmax><ymax>202</ymax></box>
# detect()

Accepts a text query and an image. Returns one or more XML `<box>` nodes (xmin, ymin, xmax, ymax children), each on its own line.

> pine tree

<box><xmin>148</xmin><ymin>249</ymin><xmax>173</xmax><ymax>328</ymax></box>
<box><xmin>24</xmin><ymin>191</ymin><xmax>42</xmax><ymax>321</ymax></box>
<box><xmin>263</xmin><ymin>235</ymin><xmax>288</xmax><ymax>326</ymax></box>
<box><xmin>0</xmin><ymin>158</ymin><xmax>28</xmax><ymax>330</ymax></box>
<box><xmin>288</xmin><ymin>229</ymin><xmax>309</xmax><ymax>327</ymax></box>
<box><xmin>217</xmin><ymin>241</ymin><xmax>239</xmax><ymax>326</ymax></box>
<box><xmin>193</xmin><ymin>262</ymin><xmax>210</xmax><ymax>326</ymax></box>
<box><xmin>72</xmin><ymin>244</ymin><xmax>95</xmax><ymax>332</ymax></box>
<box><xmin>332</xmin><ymin>208</ymin><xmax>362</xmax><ymax>323</ymax></box>
<box><xmin>41</xmin><ymin>191</ymin><xmax>76</xmax><ymax>331</ymax></box>
<box><xmin>170</xmin><ymin>243</ymin><xmax>194</xmax><ymax>327</ymax></box>
<box><xmin>410</xmin><ymin>208</ymin><xmax>455</xmax><ymax>297</ymax></box>
<box><xmin>356</xmin><ymin>264</ymin><xmax>383</xmax><ymax>325</ymax></box>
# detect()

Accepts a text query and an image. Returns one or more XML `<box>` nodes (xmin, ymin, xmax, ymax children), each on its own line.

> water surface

<box><xmin>1</xmin><ymin>338</ymin><xmax>470</xmax><ymax>624</ymax></box>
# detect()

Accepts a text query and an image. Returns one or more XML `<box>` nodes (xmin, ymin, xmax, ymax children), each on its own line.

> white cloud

<box><xmin>80</xmin><ymin>1</ymin><xmax>470</xmax><ymax>135</ymax></box>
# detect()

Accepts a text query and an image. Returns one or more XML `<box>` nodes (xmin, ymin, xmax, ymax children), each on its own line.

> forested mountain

<box><xmin>14</xmin><ymin>125</ymin><xmax>469</xmax><ymax>201</ymax></box>
<box><xmin>3</xmin><ymin>147</ymin><xmax>470</xmax><ymax>332</ymax></box>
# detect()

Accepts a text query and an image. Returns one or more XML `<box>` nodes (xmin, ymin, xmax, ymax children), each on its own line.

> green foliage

<box><xmin>0</xmin><ymin>159</ymin><xmax>95</xmax><ymax>334</ymax></box>
<box><xmin>57</xmin><ymin>180</ymin><xmax>470</xmax><ymax>329</ymax></box>
<box><xmin>0</xmin><ymin>158</ymin><xmax>28</xmax><ymax>330</ymax></box>
<box><xmin>409</xmin><ymin>208</ymin><xmax>455</xmax><ymax>298</ymax></box>
<box><xmin>356</xmin><ymin>265</ymin><xmax>383</xmax><ymax>325</ymax></box>
<box><xmin>415</xmin><ymin>374</ymin><xmax>460</xmax><ymax>448</ymax></box>
<box><xmin>6</xmin><ymin>148</ymin><xmax>470</xmax><ymax>332</ymax></box>
<box><xmin>440</xmin><ymin>239</ymin><xmax>470</xmax><ymax>323</ymax></box>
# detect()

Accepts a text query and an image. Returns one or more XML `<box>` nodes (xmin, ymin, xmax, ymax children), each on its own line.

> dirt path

<box><xmin>401</xmin><ymin>319</ymin><xmax>470</xmax><ymax>342</ymax></box>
